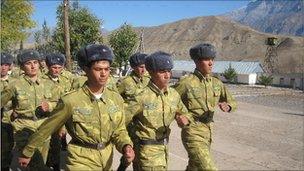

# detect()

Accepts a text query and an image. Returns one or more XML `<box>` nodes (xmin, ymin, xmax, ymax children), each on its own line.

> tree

<box><xmin>1</xmin><ymin>0</ymin><xmax>36</xmax><ymax>51</ymax></box>
<box><xmin>223</xmin><ymin>64</ymin><xmax>237</xmax><ymax>83</ymax></box>
<box><xmin>63</xmin><ymin>0</ymin><xmax>71</xmax><ymax>70</ymax></box>
<box><xmin>34</xmin><ymin>20</ymin><xmax>54</xmax><ymax>56</ymax></box>
<box><xmin>109</xmin><ymin>23</ymin><xmax>138</xmax><ymax>71</ymax></box>
<box><xmin>258</xmin><ymin>74</ymin><xmax>273</xmax><ymax>87</ymax></box>
<box><xmin>52</xmin><ymin>2</ymin><xmax>103</xmax><ymax>60</ymax></box>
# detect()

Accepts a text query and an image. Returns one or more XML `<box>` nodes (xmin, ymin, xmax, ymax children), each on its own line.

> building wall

<box><xmin>273</xmin><ymin>75</ymin><xmax>303</xmax><ymax>90</ymax></box>
<box><xmin>236</xmin><ymin>74</ymin><xmax>257</xmax><ymax>85</ymax></box>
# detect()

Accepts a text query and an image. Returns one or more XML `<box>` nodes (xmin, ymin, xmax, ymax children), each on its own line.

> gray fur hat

<box><xmin>189</xmin><ymin>43</ymin><xmax>216</xmax><ymax>60</ymax></box>
<box><xmin>1</xmin><ymin>52</ymin><xmax>13</xmax><ymax>65</ymax></box>
<box><xmin>77</xmin><ymin>44</ymin><xmax>114</xmax><ymax>69</ymax></box>
<box><xmin>145</xmin><ymin>51</ymin><xmax>173</xmax><ymax>72</ymax></box>
<box><xmin>17</xmin><ymin>50</ymin><xmax>40</xmax><ymax>64</ymax></box>
<box><xmin>46</xmin><ymin>53</ymin><xmax>66</xmax><ymax>66</ymax></box>
<box><xmin>129</xmin><ymin>52</ymin><xmax>148</xmax><ymax>68</ymax></box>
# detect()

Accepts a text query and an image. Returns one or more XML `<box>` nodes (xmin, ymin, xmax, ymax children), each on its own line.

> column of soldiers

<box><xmin>1</xmin><ymin>42</ymin><xmax>236</xmax><ymax>170</ymax></box>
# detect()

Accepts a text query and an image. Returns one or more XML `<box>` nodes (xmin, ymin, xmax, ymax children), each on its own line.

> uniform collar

<box><xmin>130</xmin><ymin>71</ymin><xmax>142</xmax><ymax>83</ymax></box>
<box><xmin>148</xmin><ymin>81</ymin><xmax>169</xmax><ymax>96</ymax></box>
<box><xmin>24</xmin><ymin>74</ymin><xmax>41</xmax><ymax>85</ymax></box>
<box><xmin>82</xmin><ymin>83</ymin><xmax>107</xmax><ymax>103</ymax></box>
<box><xmin>44</xmin><ymin>72</ymin><xmax>60</xmax><ymax>83</ymax></box>
<box><xmin>194</xmin><ymin>69</ymin><xmax>212</xmax><ymax>82</ymax></box>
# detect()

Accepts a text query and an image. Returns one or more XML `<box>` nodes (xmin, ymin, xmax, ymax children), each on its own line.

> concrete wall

<box><xmin>272</xmin><ymin>74</ymin><xmax>303</xmax><ymax>90</ymax></box>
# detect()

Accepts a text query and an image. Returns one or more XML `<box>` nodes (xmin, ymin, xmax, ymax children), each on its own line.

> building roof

<box><xmin>173</xmin><ymin>60</ymin><xmax>264</xmax><ymax>74</ymax></box>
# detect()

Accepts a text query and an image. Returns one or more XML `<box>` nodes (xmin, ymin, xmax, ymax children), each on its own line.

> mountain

<box><xmin>134</xmin><ymin>16</ymin><xmax>304</xmax><ymax>74</ymax></box>
<box><xmin>223</xmin><ymin>0</ymin><xmax>304</xmax><ymax>36</ymax></box>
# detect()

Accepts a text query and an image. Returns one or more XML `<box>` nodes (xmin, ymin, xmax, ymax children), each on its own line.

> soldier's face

<box><xmin>22</xmin><ymin>60</ymin><xmax>39</xmax><ymax>77</ymax></box>
<box><xmin>133</xmin><ymin>64</ymin><xmax>146</xmax><ymax>77</ymax></box>
<box><xmin>150</xmin><ymin>70</ymin><xmax>171</xmax><ymax>90</ymax></box>
<box><xmin>39</xmin><ymin>60</ymin><xmax>47</xmax><ymax>68</ymax></box>
<box><xmin>1</xmin><ymin>64</ymin><xmax>11</xmax><ymax>77</ymax></box>
<box><xmin>86</xmin><ymin>60</ymin><xmax>110</xmax><ymax>88</ymax></box>
<box><xmin>48</xmin><ymin>64</ymin><xmax>63</xmax><ymax>77</ymax></box>
<box><xmin>195</xmin><ymin>58</ymin><xmax>214</xmax><ymax>75</ymax></box>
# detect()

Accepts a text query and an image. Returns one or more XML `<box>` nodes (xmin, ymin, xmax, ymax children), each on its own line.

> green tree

<box><xmin>258</xmin><ymin>74</ymin><xmax>273</xmax><ymax>87</ymax></box>
<box><xmin>1</xmin><ymin>0</ymin><xmax>36</xmax><ymax>51</ymax></box>
<box><xmin>52</xmin><ymin>2</ymin><xmax>103</xmax><ymax>59</ymax></box>
<box><xmin>34</xmin><ymin>20</ymin><xmax>54</xmax><ymax>55</ymax></box>
<box><xmin>109</xmin><ymin>23</ymin><xmax>138</xmax><ymax>71</ymax></box>
<box><xmin>223</xmin><ymin>64</ymin><xmax>237</xmax><ymax>83</ymax></box>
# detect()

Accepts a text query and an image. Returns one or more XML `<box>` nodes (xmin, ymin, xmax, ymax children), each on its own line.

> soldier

<box><xmin>117</xmin><ymin>52</ymin><xmax>150</xmax><ymax>170</ymax></box>
<box><xmin>1</xmin><ymin>52</ymin><xmax>15</xmax><ymax>171</ymax></box>
<box><xmin>117</xmin><ymin>52</ymin><xmax>150</xmax><ymax>101</ymax></box>
<box><xmin>125</xmin><ymin>51</ymin><xmax>190</xmax><ymax>171</ymax></box>
<box><xmin>39</xmin><ymin>54</ymin><xmax>48</xmax><ymax>74</ymax></box>
<box><xmin>42</xmin><ymin>53</ymin><xmax>72</xmax><ymax>171</ymax></box>
<box><xmin>18</xmin><ymin>44</ymin><xmax>135</xmax><ymax>170</ymax></box>
<box><xmin>1</xmin><ymin>50</ymin><xmax>55</xmax><ymax>170</ymax></box>
<box><xmin>174</xmin><ymin>43</ymin><xmax>237</xmax><ymax>170</ymax></box>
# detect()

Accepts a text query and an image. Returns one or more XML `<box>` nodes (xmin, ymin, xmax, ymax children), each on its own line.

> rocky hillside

<box><xmin>224</xmin><ymin>0</ymin><xmax>304</xmax><ymax>36</ymax></box>
<box><xmin>134</xmin><ymin>16</ymin><xmax>304</xmax><ymax>74</ymax></box>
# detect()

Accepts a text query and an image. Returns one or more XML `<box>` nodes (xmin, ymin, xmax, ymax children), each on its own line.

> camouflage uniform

<box><xmin>9</xmin><ymin>66</ymin><xmax>23</xmax><ymax>78</ymax></box>
<box><xmin>1</xmin><ymin>75</ymin><xmax>15</xmax><ymax>170</ymax></box>
<box><xmin>42</xmin><ymin>53</ymin><xmax>74</xmax><ymax>170</ymax></box>
<box><xmin>1</xmin><ymin>74</ymin><xmax>56</xmax><ymax>170</ymax></box>
<box><xmin>125</xmin><ymin>51</ymin><xmax>190</xmax><ymax>171</ymax></box>
<box><xmin>21</xmin><ymin>84</ymin><xmax>133</xmax><ymax>170</ymax></box>
<box><xmin>118</xmin><ymin>71</ymin><xmax>150</xmax><ymax>102</ymax></box>
<box><xmin>125</xmin><ymin>81</ymin><xmax>190</xmax><ymax>171</ymax></box>
<box><xmin>174</xmin><ymin>69</ymin><xmax>237</xmax><ymax>170</ymax></box>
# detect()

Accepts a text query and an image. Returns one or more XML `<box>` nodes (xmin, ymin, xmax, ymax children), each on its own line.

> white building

<box><xmin>172</xmin><ymin>60</ymin><xmax>264</xmax><ymax>85</ymax></box>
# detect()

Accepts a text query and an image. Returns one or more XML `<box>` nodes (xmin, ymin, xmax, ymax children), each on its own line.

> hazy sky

<box><xmin>32</xmin><ymin>1</ymin><xmax>250</xmax><ymax>31</ymax></box>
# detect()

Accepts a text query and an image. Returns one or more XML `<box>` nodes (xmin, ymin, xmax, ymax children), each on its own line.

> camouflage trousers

<box><xmin>10</xmin><ymin>118</ymin><xmax>51</xmax><ymax>171</ymax></box>
<box><xmin>65</xmin><ymin>143</ymin><xmax>114</xmax><ymax>170</ymax></box>
<box><xmin>133</xmin><ymin>143</ymin><xmax>168</xmax><ymax>171</ymax></box>
<box><xmin>181</xmin><ymin>122</ymin><xmax>217</xmax><ymax>171</ymax></box>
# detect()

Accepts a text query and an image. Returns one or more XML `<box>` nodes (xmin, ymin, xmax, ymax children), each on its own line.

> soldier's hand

<box><xmin>18</xmin><ymin>156</ymin><xmax>31</xmax><ymax>168</ymax></box>
<box><xmin>40</xmin><ymin>101</ymin><xmax>50</xmax><ymax>112</ymax></box>
<box><xmin>123</xmin><ymin>145</ymin><xmax>135</xmax><ymax>164</ymax></box>
<box><xmin>175</xmin><ymin>114</ymin><xmax>189</xmax><ymax>128</ymax></box>
<box><xmin>58</xmin><ymin>128</ymin><xmax>67</xmax><ymax>138</ymax></box>
<box><xmin>219</xmin><ymin>102</ymin><xmax>231</xmax><ymax>112</ymax></box>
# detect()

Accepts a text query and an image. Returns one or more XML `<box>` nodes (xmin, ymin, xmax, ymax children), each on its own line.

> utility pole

<box><xmin>136</xmin><ymin>28</ymin><xmax>145</xmax><ymax>53</ymax></box>
<box><xmin>63</xmin><ymin>0</ymin><xmax>71</xmax><ymax>70</ymax></box>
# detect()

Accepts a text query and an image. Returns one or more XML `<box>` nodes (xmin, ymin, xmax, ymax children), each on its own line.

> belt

<box><xmin>195</xmin><ymin>111</ymin><xmax>214</xmax><ymax>124</ymax></box>
<box><xmin>17</xmin><ymin>115</ymin><xmax>38</xmax><ymax>121</ymax></box>
<box><xmin>70</xmin><ymin>140</ymin><xmax>107</xmax><ymax>150</ymax></box>
<box><xmin>139</xmin><ymin>138</ymin><xmax>169</xmax><ymax>145</ymax></box>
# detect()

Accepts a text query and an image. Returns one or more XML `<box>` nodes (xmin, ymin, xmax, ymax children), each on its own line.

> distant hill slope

<box><xmin>134</xmin><ymin>16</ymin><xmax>304</xmax><ymax>74</ymax></box>
<box><xmin>223</xmin><ymin>0</ymin><xmax>304</xmax><ymax>36</ymax></box>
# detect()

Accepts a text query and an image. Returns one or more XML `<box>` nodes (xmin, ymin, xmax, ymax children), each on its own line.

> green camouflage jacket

<box><xmin>174</xmin><ymin>69</ymin><xmax>237</xmax><ymax>121</ymax></box>
<box><xmin>117</xmin><ymin>71</ymin><xmax>150</xmax><ymax>102</ymax></box>
<box><xmin>22</xmin><ymin>84</ymin><xmax>132</xmax><ymax>158</ymax></box>
<box><xmin>126</xmin><ymin>81</ymin><xmax>191</xmax><ymax>140</ymax></box>
<box><xmin>1</xmin><ymin>74</ymin><xmax>55</xmax><ymax>118</ymax></box>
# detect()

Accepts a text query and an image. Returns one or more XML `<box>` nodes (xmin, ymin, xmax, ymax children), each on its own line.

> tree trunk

<box><xmin>63</xmin><ymin>0</ymin><xmax>71</xmax><ymax>70</ymax></box>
